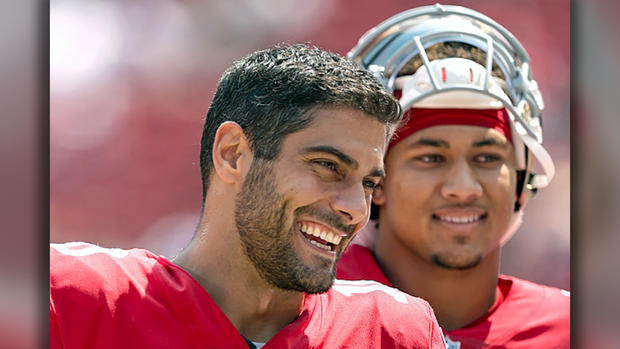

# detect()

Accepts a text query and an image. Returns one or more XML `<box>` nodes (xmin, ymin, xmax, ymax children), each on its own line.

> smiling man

<box><xmin>382</xmin><ymin>122</ymin><xmax>516</xmax><ymax>272</ymax></box>
<box><xmin>50</xmin><ymin>44</ymin><xmax>446</xmax><ymax>348</ymax></box>
<box><xmin>337</xmin><ymin>5</ymin><xmax>570</xmax><ymax>348</ymax></box>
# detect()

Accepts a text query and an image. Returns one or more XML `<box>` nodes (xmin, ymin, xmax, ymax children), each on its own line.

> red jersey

<box><xmin>50</xmin><ymin>242</ymin><xmax>446</xmax><ymax>349</ymax></box>
<box><xmin>337</xmin><ymin>244</ymin><xmax>570</xmax><ymax>349</ymax></box>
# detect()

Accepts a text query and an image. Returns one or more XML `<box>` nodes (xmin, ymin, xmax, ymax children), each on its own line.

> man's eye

<box><xmin>474</xmin><ymin>154</ymin><xmax>501</xmax><ymax>163</ymax></box>
<box><xmin>363</xmin><ymin>180</ymin><xmax>379</xmax><ymax>190</ymax></box>
<box><xmin>415</xmin><ymin>154</ymin><xmax>444</xmax><ymax>163</ymax></box>
<box><xmin>314</xmin><ymin>160</ymin><xmax>339</xmax><ymax>172</ymax></box>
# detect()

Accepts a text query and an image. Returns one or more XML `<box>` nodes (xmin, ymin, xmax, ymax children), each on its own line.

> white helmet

<box><xmin>349</xmin><ymin>4</ymin><xmax>554</xmax><ymax>242</ymax></box>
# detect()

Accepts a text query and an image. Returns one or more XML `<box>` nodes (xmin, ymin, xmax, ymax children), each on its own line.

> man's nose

<box><xmin>329</xmin><ymin>182</ymin><xmax>369</xmax><ymax>226</ymax></box>
<box><xmin>440</xmin><ymin>158</ymin><xmax>483</xmax><ymax>203</ymax></box>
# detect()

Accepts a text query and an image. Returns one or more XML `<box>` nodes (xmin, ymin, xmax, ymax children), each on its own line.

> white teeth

<box><xmin>309</xmin><ymin>225</ymin><xmax>319</xmax><ymax>237</ymax></box>
<box><xmin>299</xmin><ymin>222</ymin><xmax>343</xmax><ymax>245</ymax></box>
<box><xmin>438</xmin><ymin>215</ymin><xmax>480</xmax><ymax>224</ymax></box>
<box><xmin>313</xmin><ymin>227</ymin><xmax>320</xmax><ymax>238</ymax></box>
<box><xmin>309</xmin><ymin>239</ymin><xmax>331</xmax><ymax>250</ymax></box>
<box><xmin>325</xmin><ymin>232</ymin><xmax>335</xmax><ymax>244</ymax></box>
<box><xmin>333</xmin><ymin>235</ymin><xmax>342</xmax><ymax>245</ymax></box>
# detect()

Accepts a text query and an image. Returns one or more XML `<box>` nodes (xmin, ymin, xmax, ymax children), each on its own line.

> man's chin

<box><xmin>300</xmin><ymin>278</ymin><xmax>334</xmax><ymax>294</ymax></box>
<box><xmin>260</xmin><ymin>258</ymin><xmax>336</xmax><ymax>294</ymax></box>
<box><xmin>290</xmin><ymin>266</ymin><xmax>336</xmax><ymax>294</ymax></box>
<box><xmin>431</xmin><ymin>253</ymin><xmax>483</xmax><ymax>270</ymax></box>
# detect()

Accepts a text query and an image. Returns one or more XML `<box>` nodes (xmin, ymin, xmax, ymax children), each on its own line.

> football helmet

<box><xmin>349</xmin><ymin>4</ymin><xmax>555</xmax><ymax>242</ymax></box>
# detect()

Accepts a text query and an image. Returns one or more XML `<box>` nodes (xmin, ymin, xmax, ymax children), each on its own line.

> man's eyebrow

<box><xmin>302</xmin><ymin>145</ymin><xmax>385</xmax><ymax>177</ymax></box>
<box><xmin>408</xmin><ymin>138</ymin><xmax>450</xmax><ymax>148</ymax></box>
<box><xmin>301</xmin><ymin>145</ymin><xmax>358</xmax><ymax>168</ymax></box>
<box><xmin>472</xmin><ymin>137</ymin><xmax>510</xmax><ymax>148</ymax></box>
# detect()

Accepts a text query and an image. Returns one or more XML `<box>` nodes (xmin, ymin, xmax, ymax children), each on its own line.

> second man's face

<box><xmin>235</xmin><ymin>106</ymin><xmax>388</xmax><ymax>292</ymax></box>
<box><xmin>375</xmin><ymin>124</ymin><xmax>517</xmax><ymax>270</ymax></box>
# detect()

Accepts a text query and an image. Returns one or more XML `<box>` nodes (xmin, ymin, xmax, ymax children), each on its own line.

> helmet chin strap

<box><xmin>500</xmin><ymin>210</ymin><xmax>524</xmax><ymax>246</ymax></box>
<box><xmin>516</xmin><ymin>128</ymin><xmax>555</xmax><ymax>188</ymax></box>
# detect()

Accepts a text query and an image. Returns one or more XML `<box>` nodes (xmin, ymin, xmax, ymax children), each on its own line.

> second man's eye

<box><xmin>416</xmin><ymin>154</ymin><xmax>444</xmax><ymax>163</ymax></box>
<box><xmin>473</xmin><ymin>154</ymin><xmax>501</xmax><ymax>163</ymax></box>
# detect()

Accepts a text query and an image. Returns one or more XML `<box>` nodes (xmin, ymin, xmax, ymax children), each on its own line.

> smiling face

<box><xmin>235</xmin><ymin>106</ymin><xmax>387</xmax><ymax>293</ymax></box>
<box><xmin>375</xmin><ymin>125</ymin><xmax>516</xmax><ymax>270</ymax></box>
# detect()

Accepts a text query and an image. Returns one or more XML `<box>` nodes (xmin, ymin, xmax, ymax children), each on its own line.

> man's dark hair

<box><xmin>397</xmin><ymin>41</ymin><xmax>507</xmax><ymax>80</ymax></box>
<box><xmin>199</xmin><ymin>43</ymin><xmax>401</xmax><ymax>201</ymax></box>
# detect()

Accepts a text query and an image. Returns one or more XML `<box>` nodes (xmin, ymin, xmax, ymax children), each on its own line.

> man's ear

<box><xmin>212</xmin><ymin>121</ymin><xmax>253</xmax><ymax>187</ymax></box>
<box><xmin>372</xmin><ymin>179</ymin><xmax>386</xmax><ymax>206</ymax></box>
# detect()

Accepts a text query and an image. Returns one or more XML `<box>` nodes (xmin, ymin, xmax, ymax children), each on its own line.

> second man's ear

<box><xmin>211</xmin><ymin>121</ymin><xmax>253</xmax><ymax>187</ymax></box>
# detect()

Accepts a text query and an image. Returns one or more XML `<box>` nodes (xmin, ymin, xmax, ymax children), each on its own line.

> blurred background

<box><xmin>45</xmin><ymin>0</ymin><xmax>571</xmax><ymax>346</ymax></box>
<box><xmin>18</xmin><ymin>0</ymin><xmax>620</xmax><ymax>348</ymax></box>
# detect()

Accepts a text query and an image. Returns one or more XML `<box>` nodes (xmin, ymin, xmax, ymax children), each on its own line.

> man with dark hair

<box><xmin>50</xmin><ymin>44</ymin><xmax>446</xmax><ymax>348</ymax></box>
<box><xmin>337</xmin><ymin>5</ymin><xmax>569</xmax><ymax>348</ymax></box>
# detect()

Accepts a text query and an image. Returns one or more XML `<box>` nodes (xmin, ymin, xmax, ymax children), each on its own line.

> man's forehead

<box><xmin>291</xmin><ymin>107</ymin><xmax>387</xmax><ymax>145</ymax></box>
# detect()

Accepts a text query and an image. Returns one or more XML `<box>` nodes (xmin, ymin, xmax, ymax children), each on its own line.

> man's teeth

<box><xmin>437</xmin><ymin>215</ymin><xmax>481</xmax><ymax>224</ymax></box>
<box><xmin>309</xmin><ymin>240</ymin><xmax>331</xmax><ymax>250</ymax></box>
<box><xmin>300</xmin><ymin>223</ymin><xmax>343</xmax><ymax>245</ymax></box>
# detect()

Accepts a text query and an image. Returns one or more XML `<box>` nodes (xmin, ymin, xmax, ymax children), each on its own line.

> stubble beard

<box><xmin>234</xmin><ymin>159</ymin><xmax>338</xmax><ymax>294</ymax></box>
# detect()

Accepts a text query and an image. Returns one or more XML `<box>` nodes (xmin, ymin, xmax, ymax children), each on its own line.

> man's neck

<box><xmin>173</xmin><ymin>229</ymin><xmax>305</xmax><ymax>343</ymax></box>
<box><xmin>375</xmin><ymin>231</ymin><xmax>500</xmax><ymax>331</ymax></box>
